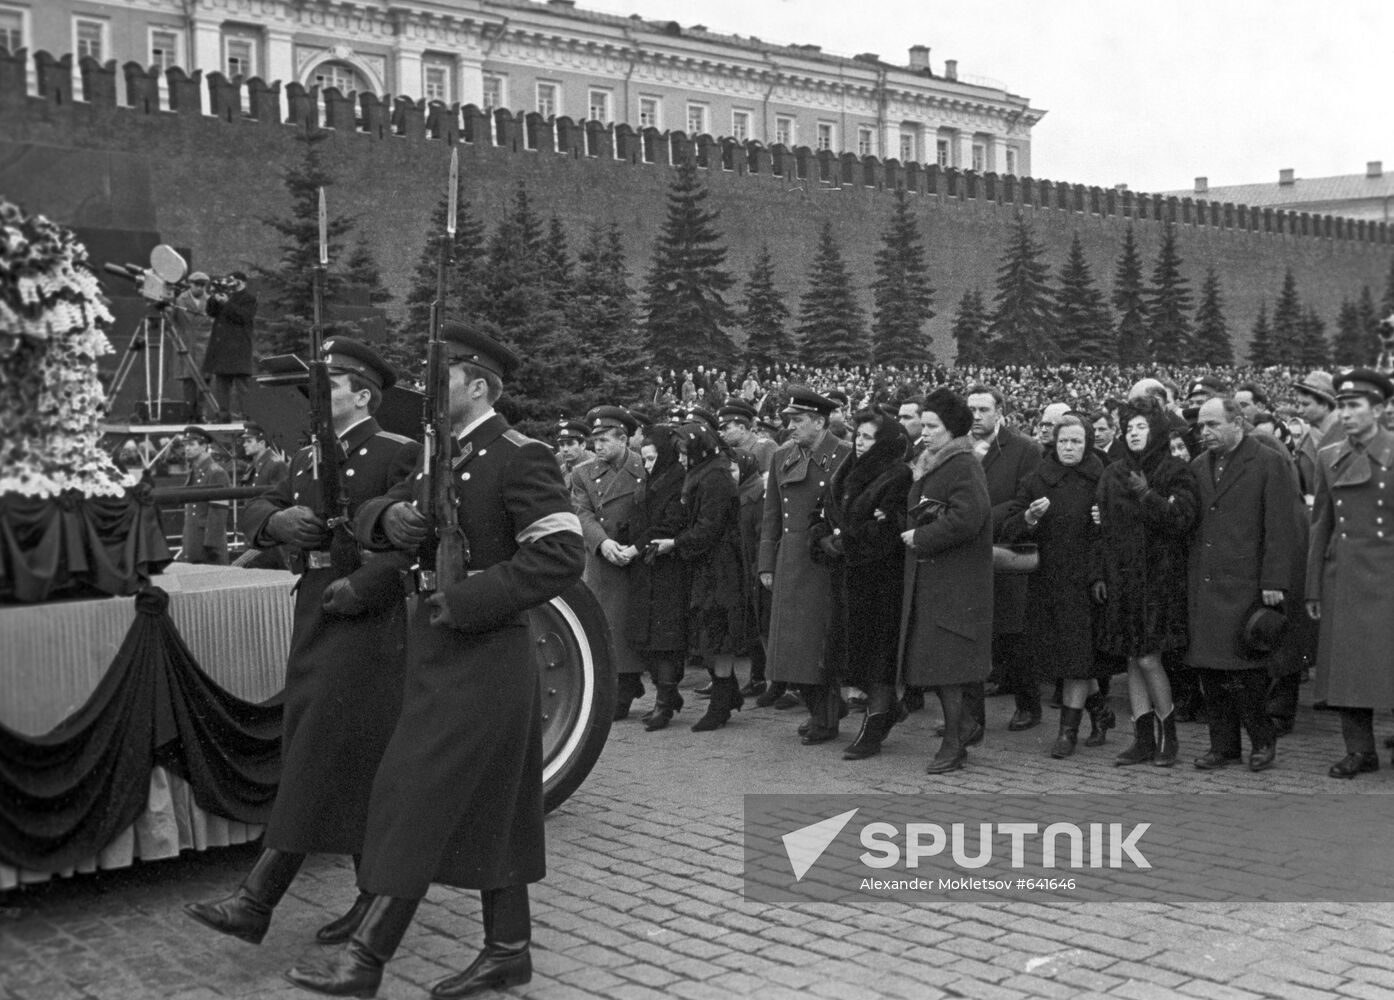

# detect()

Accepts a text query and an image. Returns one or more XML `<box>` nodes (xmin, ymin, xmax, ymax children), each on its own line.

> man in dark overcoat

<box><xmin>178</xmin><ymin>426</ymin><xmax>230</xmax><ymax>564</ymax></box>
<box><xmin>203</xmin><ymin>271</ymin><xmax>258</xmax><ymax>421</ymax></box>
<box><xmin>185</xmin><ymin>338</ymin><xmax>420</xmax><ymax>946</ymax></box>
<box><xmin>1187</xmin><ymin>398</ymin><xmax>1301</xmax><ymax>773</ymax></box>
<box><xmin>573</xmin><ymin>405</ymin><xmax>646</xmax><ymax>718</ymax></box>
<box><xmin>719</xmin><ymin>401</ymin><xmax>773</xmax><ymax>696</ymax></box>
<box><xmin>967</xmin><ymin>385</ymin><xmax>1042</xmax><ymax>732</ymax></box>
<box><xmin>1306</xmin><ymin>369</ymin><xmax>1394</xmax><ymax>779</ymax></box>
<box><xmin>758</xmin><ymin>386</ymin><xmax>852</xmax><ymax>743</ymax></box>
<box><xmin>285</xmin><ymin>324</ymin><xmax>584</xmax><ymax>999</ymax></box>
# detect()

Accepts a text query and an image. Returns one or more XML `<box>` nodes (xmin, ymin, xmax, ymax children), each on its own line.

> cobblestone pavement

<box><xmin>4</xmin><ymin>678</ymin><xmax>1394</xmax><ymax>1000</ymax></box>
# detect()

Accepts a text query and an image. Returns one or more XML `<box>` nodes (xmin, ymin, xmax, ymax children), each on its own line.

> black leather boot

<box><xmin>843</xmin><ymin>711</ymin><xmax>894</xmax><ymax>760</ymax></box>
<box><xmin>285</xmin><ymin>895</ymin><xmax>420</xmax><ymax>997</ymax></box>
<box><xmin>184</xmin><ymin>849</ymin><xmax>305</xmax><ymax>945</ymax></box>
<box><xmin>644</xmin><ymin>683</ymin><xmax>683</xmax><ymax>731</ymax></box>
<box><xmin>614</xmin><ymin>673</ymin><xmax>646</xmax><ymax>721</ymax></box>
<box><xmin>1050</xmin><ymin>707</ymin><xmax>1083</xmax><ymax>759</ymax></box>
<box><xmin>317</xmin><ymin>892</ymin><xmax>373</xmax><ymax>946</ymax></box>
<box><xmin>1083</xmin><ymin>691</ymin><xmax>1115</xmax><ymax>747</ymax></box>
<box><xmin>431</xmin><ymin>886</ymin><xmax>532</xmax><ymax>999</ymax></box>
<box><xmin>692</xmin><ymin>675</ymin><xmax>741</xmax><ymax>732</ymax></box>
<box><xmin>1114</xmin><ymin>711</ymin><xmax>1157</xmax><ymax>766</ymax></box>
<box><xmin>1153</xmin><ymin>709</ymin><xmax>1178</xmax><ymax>767</ymax></box>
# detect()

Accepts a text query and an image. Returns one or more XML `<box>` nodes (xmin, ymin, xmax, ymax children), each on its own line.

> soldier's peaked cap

<box><xmin>718</xmin><ymin>401</ymin><xmax>757</xmax><ymax>426</ymax></box>
<box><xmin>781</xmin><ymin>384</ymin><xmax>838</xmax><ymax>416</ymax></box>
<box><xmin>322</xmin><ymin>336</ymin><xmax>398</xmax><ymax>390</ymax></box>
<box><xmin>587</xmin><ymin>405</ymin><xmax>639</xmax><ymax>436</ymax></box>
<box><xmin>441</xmin><ymin>322</ymin><xmax>520</xmax><ymax>379</ymax></box>
<box><xmin>686</xmin><ymin>406</ymin><xmax>720</xmax><ymax>432</ymax></box>
<box><xmin>555</xmin><ymin>418</ymin><xmax>590</xmax><ymax>441</ymax></box>
<box><xmin>1334</xmin><ymin>368</ymin><xmax>1394</xmax><ymax>403</ymax></box>
<box><xmin>182</xmin><ymin>425</ymin><xmax>216</xmax><ymax>444</ymax></box>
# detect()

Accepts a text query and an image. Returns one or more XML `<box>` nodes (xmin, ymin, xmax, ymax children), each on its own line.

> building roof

<box><xmin>1165</xmin><ymin>169</ymin><xmax>1394</xmax><ymax>208</ymax></box>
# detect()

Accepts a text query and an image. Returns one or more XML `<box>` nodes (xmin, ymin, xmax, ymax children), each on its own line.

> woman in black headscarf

<box><xmin>810</xmin><ymin>407</ymin><xmax>913</xmax><ymax>760</ymax></box>
<box><xmin>650</xmin><ymin>421</ymin><xmax>750</xmax><ymax>731</ymax></box>
<box><xmin>1003</xmin><ymin>411</ymin><xmax>1111</xmax><ymax>759</ymax></box>
<box><xmin>1092</xmin><ymin>396</ymin><xmax>1200</xmax><ymax>767</ymax></box>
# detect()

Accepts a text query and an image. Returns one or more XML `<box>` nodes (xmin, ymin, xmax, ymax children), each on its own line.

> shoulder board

<box><xmin>374</xmin><ymin>430</ymin><xmax>414</xmax><ymax>445</ymax></box>
<box><xmin>502</xmin><ymin>428</ymin><xmax>539</xmax><ymax>448</ymax></box>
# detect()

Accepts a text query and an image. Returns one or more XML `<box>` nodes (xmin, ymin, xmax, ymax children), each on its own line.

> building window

<box><xmin>686</xmin><ymin>103</ymin><xmax>707</xmax><ymax>136</ymax></box>
<box><xmin>313</xmin><ymin>61</ymin><xmax>364</xmax><ymax>94</ymax></box>
<box><xmin>1005</xmin><ymin>147</ymin><xmax>1018</xmax><ymax>176</ymax></box>
<box><xmin>587</xmin><ymin>88</ymin><xmax>610</xmax><ymax>122</ymax></box>
<box><xmin>536</xmin><ymin>82</ymin><xmax>558</xmax><ymax>117</ymax></box>
<box><xmin>857</xmin><ymin>126</ymin><xmax>874</xmax><ymax>157</ymax></box>
<box><xmin>149</xmin><ymin>28</ymin><xmax>179</xmax><ymax>71</ymax></box>
<box><xmin>816</xmin><ymin>122</ymin><xmax>834</xmax><ymax>151</ymax></box>
<box><xmin>639</xmin><ymin>96</ymin><xmax>660</xmax><ymax>129</ymax></box>
<box><xmin>482</xmin><ymin>74</ymin><xmax>504</xmax><ymax>110</ymax></box>
<box><xmin>775</xmin><ymin>115</ymin><xmax>794</xmax><ymax>147</ymax></box>
<box><xmin>224</xmin><ymin>35</ymin><xmax>256</xmax><ymax>78</ymax></box>
<box><xmin>74</xmin><ymin>18</ymin><xmax>106</xmax><ymax>61</ymax></box>
<box><xmin>936</xmin><ymin>138</ymin><xmax>949</xmax><ymax>167</ymax></box>
<box><xmin>899</xmin><ymin>131</ymin><xmax>917</xmax><ymax>163</ymax></box>
<box><xmin>971</xmin><ymin>143</ymin><xmax>985</xmax><ymax>173</ymax></box>
<box><xmin>423</xmin><ymin>62</ymin><xmax>450</xmax><ymax>102</ymax></box>
<box><xmin>731</xmin><ymin>110</ymin><xmax>751</xmax><ymax>142</ymax></box>
<box><xmin>0</xmin><ymin>8</ymin><xmax>23</xmax><ymax>54</ymax></box>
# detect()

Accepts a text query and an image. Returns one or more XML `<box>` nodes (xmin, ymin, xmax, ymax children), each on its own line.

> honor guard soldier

<box><xmin>554</xmin><ymin>418</ymin><xmax>590</xmax><ymax>490</ymax></box>
<box><xmin>1305</xmin><ymin>369</ymin><xmax>1394</xmax><ymax>778</ymax></box>
<box><xmin>186</xmin><ymin>337</ymin><xmax>421</xmax><ymax>947</ymax></box>
<box><xmin>758</xmin><ymin>385</ymin><xmax>853</xmax><ymax>741</ymax></box>
<box><xmin>286</xmin><ymin>323</ymin><xmax>584</xmax><ymax>999</ymax></box>
<box><xmin>574</xmin><ymin>405</ymin><xmax>648</xmax><ymax>718</ymax></box>
<box><xmin>239</xmin><ymin>422</ymin><xmax>290</xmax><ymax>489</ymax></box>
<box><xmin>178</xmin><ymin>425</ymin><xmax>231</xmax><ymax>564</ymax></box>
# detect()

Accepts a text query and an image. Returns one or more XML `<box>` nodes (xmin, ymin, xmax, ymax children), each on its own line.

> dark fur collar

<box><xmin>835</xmin><ymin>436</ymin><xmax>906</xmax><ymax>503</ymax></box>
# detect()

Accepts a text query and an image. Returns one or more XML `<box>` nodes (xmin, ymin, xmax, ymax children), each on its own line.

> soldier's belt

<box><xmin>412</xmin><ymin>568</ymin><xmax>483</xmax><ymax>593</ymax></box>
<box><xmin>306</xmin><ymin>550</ymin><xmax>334</xmax><ymax>569</ymax></box>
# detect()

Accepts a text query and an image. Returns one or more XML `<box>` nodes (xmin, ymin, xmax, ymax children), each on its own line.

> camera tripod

<box><xmin>108</xmin><ymin>303</ymin><xmax>219</xmax><ymax>422</ymax></box>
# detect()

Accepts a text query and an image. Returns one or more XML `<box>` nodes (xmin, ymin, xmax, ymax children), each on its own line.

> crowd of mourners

<box><xmin>560</xmin><ymin>358</ymin><xmax>1394</xmax><ymax>778</ymax></box>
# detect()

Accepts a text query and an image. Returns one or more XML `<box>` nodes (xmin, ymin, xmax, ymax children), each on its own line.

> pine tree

<box><xmin>1332</xmin><ymin>299</ymin><xmax>1365</xmax><ymax>367</ymax></box>
<box><xmin>1111</xmin><ymin>225</ymin><xmax>1148</xmax><ymax>365</ymax></box>
<box><xmin>1382</xmin><ymin>256</ymin><xmax>1394</xmax><ymax>319</ymax></box>
<box><xmin>1298</xmin><ymin>305</ymin><xmax>1329</xmax><ymax>368</ymax></box>
<box><xmin>1054</xmin><ymin>231</ymin><xmax>1113</xmax><ymax>363</ymax></box>
<box><xmin>255</xmin><ymin>130</ymin><xmax>357</xmax><ymax>356</ymax></box>
<box><xmin>797</xmin><ymin>219</ymin><xmax>868</xmax><ymax>367</ymax></box>
<box><xmin>870</xmin><ymin>188</ymin><xmax>936</xmax><ymax>366</ymax></box>
<box><xmin>541</xmin><ymin>216</ymin><xmax>576</xmax><ymax>308</ymax></box>
<box><xmin>986</xmin><ymin>215</ymin><xmax>1058</xmax><ymax>364</ymax></box>
<box><xmin>950</xmin><ymin>288</ymin><xmax>990</xmax><ymax>365</ymax></box>
<box><xmin>739</xmin><ymin>245</ymin><xmax>795</xmax><ymax>369</ymax></box>
<box><xmin>569</xmin><ymin>223</ymin><xmax>647</xmax><ymax>408</ymax></box>
<box><xmin>402</xmin><ymin>176</ymin><xmax>487</xmax><ymax>370</ymax></box>
<box><xmin>640</xmin><ymin>160</ymin><xmax>737</xmax><ymax>371</ymax></box>
<box><xmin>1144</xmin><ymin>223</ymin><xmax>1192</xmax><ymax>364</ymax></box>
<box><xmin>1270</xmin><ymin>269</ymin><xmax>1303</xmax><ymax>366</ymax></box>
<box><xmin>338</xmin><ymin>233</ymin><xmax>403</xmax><ymax>368</ymax></box>
<box><xmin>1191</xmin><ymin>268</ymin><xmax>1233</xmax><ymax>366</ymax></box>
<box><xmin>1248</xmin><ymin>302</ymin><xmax>1274</xmax><ymax>366</ymax></box>
<box><xmin>1355</xmin><ymin>285</ymin><xmax>1381</xmax><ymax>365</ymax></box>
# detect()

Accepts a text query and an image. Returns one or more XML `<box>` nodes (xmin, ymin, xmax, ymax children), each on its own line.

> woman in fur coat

<box><xmin>810</xmin><ymin>407</ymin><xmax>913</xmax><ymax>760</ymax></box>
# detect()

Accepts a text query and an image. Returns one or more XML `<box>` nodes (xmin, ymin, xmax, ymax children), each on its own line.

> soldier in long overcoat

<box><xmin>178</xmin><ymin>426</ymin><xmax>230</xmax><ymax>564</ymax></box>
<box><xmin>572</xmin><ymin>405</ymin><xmax>646</xmax><ymax>717</ymax></box>
<box><xmin>285</xmin><ymin>325</ymin><xmax>584</xmax><ymax>999</ymax></box>
<box><xmin>184</xmin><ymin>339</ymin><xmax>419</xmax><ymax>950</ymax></box>
<box><xmin>1187</xmin><ymin>399</ymin><xmax>1302</xmax><ymax>773</ymax></box>
<box><xmin>757</xmin><ymin>386</ymin><xmax>851</xmax><ymax>743</ymax></box>
<box><xmin>1306</xmin><ymin>369</ymin><xmax>1394</xmax><ymax>779</ymax></box>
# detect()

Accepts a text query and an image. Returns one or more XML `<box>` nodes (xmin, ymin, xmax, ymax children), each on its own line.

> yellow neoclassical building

<box><xmin>4</xmin><ymin>0</ymin><xmax>1043</xmax><ymax>171</ymax></box>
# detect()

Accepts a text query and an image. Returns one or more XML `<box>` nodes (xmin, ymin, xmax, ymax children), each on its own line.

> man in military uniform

<box><xmin>573</xmin><ymin>405</ymin><xmax>647</xmax><ymax>719</ymax></box>
<box><xmin>178</xmin><ymin>426</ymin><xmax>231</xmax><ymax>564</ymax></box>
<box><xmin>285</xmin><ymin>324</ymin><xmax>584</xmax><ymax>999</ymax></box>
<box><xmin>1306</xmin><ymin>369</ymin><xmax>1394</xmax><ymax>778</ymax></box>
<box><xmin>239</xmin><ymin>422</ymin><xmax>289</xmax><ymax>490</ymax></box>
<box><xmin>758</xmin><ymin>386</ymin><xmax>852</xmax><ymax>743</ymax></box>
<box><xmin>185</xmin><ymin>338</ymin><xmax>420</xmax><ymax>946</ymax></box>
<box><xmin>554</xmin><ymin>418</ymin><xmax>591</xmax><ymax>490</ymax></box>
<box><xmin>720</xmin><ymin>401</ymin><xmax>773</xmax><ymax>697</ymax></box>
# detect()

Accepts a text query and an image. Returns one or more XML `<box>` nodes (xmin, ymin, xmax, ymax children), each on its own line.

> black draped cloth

<box><xmin>0</xmin><ymin>586</ymin><xmax>282</xmax><ymax>873</ymax></box>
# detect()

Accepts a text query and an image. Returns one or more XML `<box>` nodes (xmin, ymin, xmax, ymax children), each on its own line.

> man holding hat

<box><xmin>284</xmin><ymin>323</ymin><xmax>584</xmax><ymax>998</ymax></box>
<box><xmin>553</xmin><ymin>418</ymin><xmax>591</xmax><ymax>490</ymax></box>
<box><xmin>1187</xmin><ymin>397</ymin><xmax>1302</xmax><ymax>772</ymax></box>
<box><xmin>1306</xmin><ymin>368</ymin><xmax>1394</xmax><ymax>778</ymax></box>
<box><xmin>178</xmin><ymin>426</ymin><xmax>231</xmax><ymax>564</ymax></box>
<box><xmin>186</xmin><ymin>337</ymin><xmax>422</xmax><ymax>949</ymax></box>
<box><xmin>573</xmin><ymin>404</ymin><xmax>648</xmax><ymax>719</ymax></box>
<box><xmin>759</xmin><ymin>385</ymin><xmax>852</xmax><ymax>742</ymax></box>
<box><xmin>203</xmin><ymin>270</ymin><xmax>258</xmax><ymax>421</ymax></box>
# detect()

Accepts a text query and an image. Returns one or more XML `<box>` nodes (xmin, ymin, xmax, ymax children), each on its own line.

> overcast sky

<box><xmin>584</xmin><ymin>0</ymin><xmax>1389</xmax><ymax>194</ymax></box>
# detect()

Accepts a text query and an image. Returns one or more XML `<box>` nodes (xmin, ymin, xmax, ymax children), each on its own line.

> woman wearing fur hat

<box><xmin>810</xmin><ymin>407</ymin><xmax>913</xmax><ymax>760</ymax></box>
<box><xmin>1003</xmin><ymin>411</ymin><xmax>1112</xmax><ymax>758</ymax></box>
<box><xmin>898</xmin><ymin>388</ymin><xmax>995</xmax><ymax>774</ymax></box>
<box><xmin>1092</xmin><ymin>396</ymin><xmax>1200</xmax><ymax>767</ymax></box>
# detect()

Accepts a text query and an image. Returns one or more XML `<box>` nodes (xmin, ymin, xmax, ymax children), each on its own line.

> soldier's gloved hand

<box><xmin>425</xmin><ymin>591</ymin><xmax>460</xmax><ymax>629</ymax></box>
<box><xmin>321</xmin><ymin>577</ymin><xmax>366</xmax><ymax>617</ymax></box>
<box><xmin>268</xmin><ymin>506</ymin><xmax>328</xmax><ymax>547</ymax></box>
<box><xmin>383</xmin><ymin>502</ymin><xmax>429</xmax><ymax>548</ymax></box>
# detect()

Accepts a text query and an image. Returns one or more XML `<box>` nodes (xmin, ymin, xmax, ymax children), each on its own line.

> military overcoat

<box><xmin>979</xmin><ymin>427</ymin><xmax>1042</xmax><ymax>635</ymax></box>
<box><xmin>758</xmin><ymin>430</ymin><xmax>851</xmax><ymax>685</ymax></box>
<box><xmin>355</xmin><ymin>413</ymin><xmax>584</xmax><ymax>896</ymax></box>
<box><xmin>241</xmin><ymin>416</ymin><xmax>420</xmax><ymax>854</ymax></box>
<box><xmin>180</xmin><ymin>453</ymin><xmax>230</xmax><ymax>564</ymax></box>
<box><xmin>571</xmin><ymin>451</ymin><xmax>646</xmax><ymax>675</ymax></box>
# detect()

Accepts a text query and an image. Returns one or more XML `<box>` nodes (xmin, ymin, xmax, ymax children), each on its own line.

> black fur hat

<box><xmin>923</xmin><ymin>387</ymin><xmax>973</xmax><ymax>438</ymax></box>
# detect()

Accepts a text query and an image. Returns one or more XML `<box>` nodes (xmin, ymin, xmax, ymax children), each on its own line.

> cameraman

<box><xmin>203</xmin><ymin>270</ymin><xmax>258</xmax><ymax>421</ymax></box>
<box><xmin>172</xmin><ymin>272</ymin><xmax>213</xmax><ymax>420</ymax></box>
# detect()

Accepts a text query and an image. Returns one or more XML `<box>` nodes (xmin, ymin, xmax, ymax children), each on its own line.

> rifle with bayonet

<box><xmin>416</xmin><ymin>146</ymin><xmax>469</xmax><ymax>593</ymax></box>
<box><xmin>306</xmin><ymin>186</ymin><xmax>360</xmax><ymax>575</ymax></box>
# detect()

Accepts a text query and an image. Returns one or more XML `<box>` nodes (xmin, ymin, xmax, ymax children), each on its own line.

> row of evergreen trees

<box><xmin>255</xmin><ymin>134</ymin><xmax>1394</xmax><ymax>425</ymax></box>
